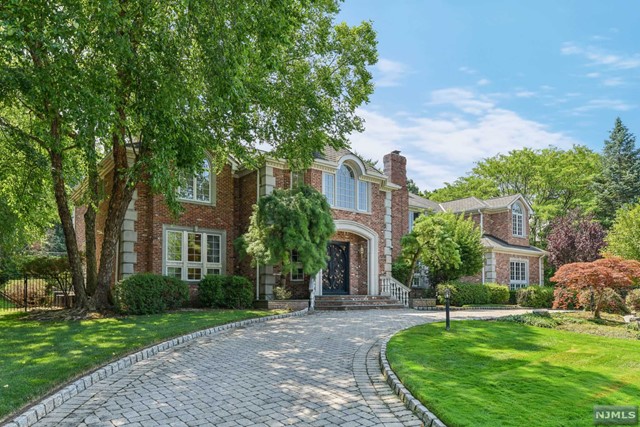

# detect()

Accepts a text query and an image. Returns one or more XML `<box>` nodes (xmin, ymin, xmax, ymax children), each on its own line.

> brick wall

<box><xmin>483</xmin><ymin>210</ymin><xmax>530</xmax><ymax>246</ymax></box>
<box><xmin>308</xmin><ymin>168</ymin><xmax>387</xmax><ymax>277</ymax></box>
<box><xmin>135</xmin><ymin>164</ymin><xmax>236</xmax><ymax>277</ymax></box>
<box><xmin>495</xmin><ymin>252</ymin><xmax>541</xmax><ymax>286</ymax></box>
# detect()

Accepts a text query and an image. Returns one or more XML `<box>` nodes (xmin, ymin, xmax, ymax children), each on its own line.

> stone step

<box><xmin>316</xmin><ymin>295</ymin><xmax>390</xmax><ymax>301</ymax></box>
<box><xmin>314</xmin><ymin>295</ymin><xmax>405</xmax><ymax>311</ymax></box>
<box><xmin>315</xmin><ymin>304</ymin><xmax>405</xmax><ymax>311</ymax></box>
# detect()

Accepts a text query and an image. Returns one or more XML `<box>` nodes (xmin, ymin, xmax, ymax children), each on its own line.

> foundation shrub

<box><xmin>115</xmin><ymin>274</ymin><xmax>188</xmax><ymax>314</ymax></box>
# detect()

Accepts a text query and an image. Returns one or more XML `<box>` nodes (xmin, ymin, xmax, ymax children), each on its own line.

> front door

<box><xmin>322</xmin><ymin>242</ymin><xmax>350</xmax><ymax>295</ymax></box>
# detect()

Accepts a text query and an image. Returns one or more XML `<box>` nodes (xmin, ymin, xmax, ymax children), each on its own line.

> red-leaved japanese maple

<box><xmin>550</xmin><ymin>257</ymin><xmax>640</xmax><ymax>318</ymax></box>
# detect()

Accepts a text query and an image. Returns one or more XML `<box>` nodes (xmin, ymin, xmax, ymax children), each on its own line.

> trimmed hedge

<box><xmin>115</xmin><ymin>273</ymin><xmax>189</xmax><ymax>314</ymax></box>
<box><xmin>516</xmin><ymin>286</ymin><xmax>555</xmax><ymax>308</ymax></box>
<box><xmin>198</xmin><ymin>275</ymin><xmax>253</xmax><ymax>309</ymax></box>
<box><xmin>436</xmin><ymin>282</ymin><xmax>510</xmax><ymax>306</ymax></box>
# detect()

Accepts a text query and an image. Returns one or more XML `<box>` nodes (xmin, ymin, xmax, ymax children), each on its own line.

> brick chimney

<box><xmin>383</xmin><ymin>150</ymin><xmax>407</xmax><ymax>188</ymax></box>
<box><xmin>383</xmin><ymin>150</ymin><xmax>408</xmax><ymax>261</ymax></box>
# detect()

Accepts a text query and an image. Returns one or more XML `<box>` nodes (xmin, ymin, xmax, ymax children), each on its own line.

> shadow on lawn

<box><xmin>389</xmin><ymin>321</ymin><xmax>640</xmax><ymax>427</ymax></box>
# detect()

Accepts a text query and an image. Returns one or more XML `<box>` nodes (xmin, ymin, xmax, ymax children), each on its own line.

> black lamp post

<box><xmin>445</xmin><ymin>287</ymin><xmax>451</xmax><ymax>331</ymax></box>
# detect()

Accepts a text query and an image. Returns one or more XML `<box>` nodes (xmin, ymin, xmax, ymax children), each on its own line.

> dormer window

<box><xmin>178</xmin><ymin>159</ymin><xmax>216</xmax><ymax>204</ymax></box>
<box><xmin>323</xmin><ymin>162</ymin><xmax>369</xmax><ymax>212</ymax></box>
<box><xmin>512</xmin><ymin>202</ymin><xmax>524</xmax><ymax>237</ymax></box>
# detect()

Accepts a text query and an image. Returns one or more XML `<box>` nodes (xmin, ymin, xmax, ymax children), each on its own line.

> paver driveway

<box><xmin>32</xmin><ymin>309</ymin><xmax>529</xmax><ymax>427</ymax></box>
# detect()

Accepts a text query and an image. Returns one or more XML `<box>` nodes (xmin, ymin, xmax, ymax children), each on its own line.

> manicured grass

<box><xmin>0</xmin><ymin>309</ymin><xmax>283</xmax><ymax>420</ymax></box>
<box><xmin>387</xmin><ymin>320</ymin><xmax>640</xmax><ymax>427</ymax></box>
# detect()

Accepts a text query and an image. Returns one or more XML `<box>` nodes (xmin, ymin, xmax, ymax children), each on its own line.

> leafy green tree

<box><xmin>605</xmin><ymin>204</ymin><xmax>640</xmax><ymax>261</ymax></box>
<box><xmin>426</xmin><ymin>175</ymin><xmax>499</xmax><ymax>202</ymax></box>
<box><xmin>1</xmin><ymin>0</ymin><xmax>376</xmax><ymax>310</ymax></box>
<box><xmin>427</xmin><ymin>146</ymin><xmax>601</xmax><ymax>244</ymax></box>
<box><xmin>399</xmin><ymin>212</ymin><xmax>483</xmax><ymax>285</ymax></box>
<box><xmin>594</xmin><ymin>118</ymin><xmax>640</xmax><ymax>228</ymax></box>
<box><xmin>406</xmin><ymin>179</ymin><xmax>422</xmax><ymax>196</ymax></box>
<box><xmin>242</xmin><ymin>185</ymin><xmax>335</xmax><ymax>278</ymax></box>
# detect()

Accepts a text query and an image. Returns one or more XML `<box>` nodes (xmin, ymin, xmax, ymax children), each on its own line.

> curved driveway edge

<box><xmin>5</xmin><ymin>308</ymin><xmax>309</xmax><ymax>427</ymax></box>
<box><xmin>379</xmin><ymin>312</ymin><xmax>534</xmax><ymax>427</ymax></box>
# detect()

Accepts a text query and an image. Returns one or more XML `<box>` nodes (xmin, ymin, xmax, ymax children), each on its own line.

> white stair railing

<box><xmin>380</xmin><ymin>275</ymin><xmax>411</xmax><ymax>307</ymax></box>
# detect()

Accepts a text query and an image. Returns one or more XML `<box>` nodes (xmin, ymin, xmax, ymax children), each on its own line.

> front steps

<box><xmin>314</xmin><ymin>295</ymin><xmax>405</xmax><ymax>311</ymax></box>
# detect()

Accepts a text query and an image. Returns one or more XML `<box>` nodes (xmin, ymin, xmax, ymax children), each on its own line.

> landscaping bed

<box><xmin>0</xmin><ymin>308</ymin><xmax>285</xmax><ymax>421</ymax></box>
<box><xmin>387</xmin><ymin>316</ymin><xmax>640</xmax><ymax>427</ymax></box>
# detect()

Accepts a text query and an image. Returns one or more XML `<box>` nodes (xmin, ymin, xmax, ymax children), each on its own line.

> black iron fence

<box><xmin>0</xmin><ymin>274</ymin><xmax>74</xmax><ymax>312</ymax></box>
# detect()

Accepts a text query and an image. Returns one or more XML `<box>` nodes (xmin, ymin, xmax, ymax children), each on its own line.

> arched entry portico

<box><xmin>314</xmin><ymin>220</ymin><xmax>380</xmax><ymax>296</ymax></box>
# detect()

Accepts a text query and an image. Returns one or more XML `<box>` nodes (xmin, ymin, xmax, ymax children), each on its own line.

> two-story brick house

<box><xmin>409</xmin><ymin>193</ymin><xmax>546</xmax><ymax>289</ymax></box>
<box><xmin>73</xmin><ymin>148</ymin><xmax>543</xmax><ymax>301</ymax></box>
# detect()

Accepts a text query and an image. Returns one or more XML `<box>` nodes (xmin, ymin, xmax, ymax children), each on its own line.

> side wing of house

<box><xmin>407</xmin><ymin>193</ymin><xmax>546</xmax><ymax>289</ymax></box>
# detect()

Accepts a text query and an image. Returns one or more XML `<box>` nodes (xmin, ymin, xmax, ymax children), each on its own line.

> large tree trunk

<box><xmin>50</xmin><ymin>149</ymin><xmax>88</xmax><ymax>309</ymax></box>
<box><xmin>93</xmin><ymin>121</ymin><xmax>136</xmax><ymax>311</ymax></box>
<box><xmin>84</xmin><ymin>150</ymin><xmax>100</xmax><ymax>296</ymax></box>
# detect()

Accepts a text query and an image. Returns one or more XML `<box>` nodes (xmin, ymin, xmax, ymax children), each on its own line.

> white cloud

<box><xmin>476</xmin><ymin>78</ymin><xmax>491</xmax><ymax>86</ymax></box>
<box><xmin>458</xmin><ymin>66</ymin><xmax>477</xmax><ymax>75</ymax></box>
<box><xmin>350</xmin><ymin>89</ymin><xmax>579</xmax><ymax>190</ymax></box>
<box><xmin>515</xmin><ymin>91</ymin><xmax>536</xmax><ymax>98</ymax></box>
<box><xmin>603</xmin><ymin>77</ymin><xmax>625</xmax><ymax>87</ymax></box>
<box><xmin>586</xmin><ymin>72</ymin><xmax>600</xmax><ymax>78</ymax></box>
<box><xmin>572</xmin><ymin>99</ymin><xmax>635</xmax><ymax>114</ymax></box>
<box><xmin>561</xmin><ymin>42</ymin><xmax>640</xmax><ymax>70</ymax></box>
<box><xmin>375</xmin><ymin>58</ymin><xmax>410</xmax><ymax>87</ymax></box>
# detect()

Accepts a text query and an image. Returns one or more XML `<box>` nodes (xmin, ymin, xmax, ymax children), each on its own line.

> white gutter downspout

<box><xmin>478</xmin><ymin>209</ymin><xmax>485</xmax><ymax>285</ymax></box>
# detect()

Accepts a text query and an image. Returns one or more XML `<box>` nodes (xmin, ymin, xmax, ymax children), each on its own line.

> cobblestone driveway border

<box><xmin>380</xmin><ymin>332</ymin><xmax>447</xmax><ymax>427</ymax></box>
<box><xmin>6</xmin><ymin>308</ymin><xmax>309</xmax><ymax>427</ymax></box>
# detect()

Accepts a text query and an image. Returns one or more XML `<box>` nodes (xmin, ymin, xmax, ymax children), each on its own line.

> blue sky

<box><xmin>337</xmin><ymin>0</ymin><xmax>640</xmax><ymax>191</ymax></box>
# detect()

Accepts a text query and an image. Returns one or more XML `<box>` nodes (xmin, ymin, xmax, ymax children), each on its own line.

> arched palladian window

<box><xmin>322</xmin><ymin>162</ymin><xmax>369</xmax><ymax>212</ymax></box>
<box><xmin>337</xmin><ymin>164</ymin><xmax>356</xmax><ymax>209</ymax></box>
<box><xmin>512</xmin><ymin>201</ymin><xmax>524</xmax><ymax>237</ymax></box>
<box><xmin>178</xmin><ymin>159</ymin><xmax>214</xmax><ymax>204</ymax></box>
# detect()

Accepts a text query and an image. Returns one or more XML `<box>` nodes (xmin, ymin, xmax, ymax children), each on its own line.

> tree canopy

<box><xmin>605</xmin><ymin>203</ymin><xmax>640</xmax><ymax>261</ymax></box>
<box><xmin>551</xmin><ymin>257</ymin><xmax>640</xmax><ymax>318</ymax></box>
<box><xmin>426</xmin><ymin>146</ymin><xmax>601</xmax><ymax>244</ymax></box>
<box><xmin>399</xmin><ymin>211</ymin><xmax>484</xmax><ymax>285</ymax></box>
<box><xmin>594</xmin><ymin>118</ymin><xmax>640</xmax><ymax>228</ymax></box>
<box><xmin>242</xmin><ymin>185</ymin><xmax>335</xmax><ymax>277</ymax></box>
<box><xmin>546</xmin><ymin>209</ymin><xmax>605</xmax><ymax>268</ymax></box>
<box><xmin>1</xmin><ymin>0</ymin><xmax>377</xmax><ymax>310</ymax></box>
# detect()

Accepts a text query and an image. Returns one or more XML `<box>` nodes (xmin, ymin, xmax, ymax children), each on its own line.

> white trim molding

<box><xmin>324</xmin><ymin>219</ymin><xmax>380</xmax><ymax>296</ymax></box>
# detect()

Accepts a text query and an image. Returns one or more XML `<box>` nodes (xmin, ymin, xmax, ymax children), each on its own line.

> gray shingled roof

<box><xmin>439</xmin><ymin>197</ymin><xmax>487</xmax><ymax>213</ymax></box>
<box><xmin>482</xmin><ymin>235</ymin><xmax>546</xmax><ymax>255</ymax></box>
<box><xmin>313</xmin><ymin>146</ymin><xmax>383</xmax><ymax>174</ymax></box>
<box><xmin>483</xmin><ymin>194</ymin><xmax>522</xmax><ymax>209</ymax></box>
<box><xmin>408</xmin><ymin>193</ymin><xmax>444</xmax><ymax>212</ymax></box>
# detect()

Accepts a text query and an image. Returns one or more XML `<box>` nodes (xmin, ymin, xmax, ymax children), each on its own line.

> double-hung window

<box><xmin>178</xmin><ymin>159</ymin><xmax>215</xmax><ymax>204</ymax></box>
<box><xmin>512</xmin><ymin>202</ymin><xmax>524</xmax><ymax>237</ymax></box>
<box><xmin>165</xmin><ymin>229</ymin><xmax>224</xmax><ymax>281</ymax></box>
<box><xmin>291</xmin><ymin>250</ymin><xmax>304</xmax><ymax>281</ymax></box>
<box><xmin>509</xmin><ymin>260</ymin><xmax>528</xmax><ymax>290</ymax></box>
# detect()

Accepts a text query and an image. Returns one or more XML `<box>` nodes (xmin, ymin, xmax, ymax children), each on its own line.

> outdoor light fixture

<box><xmin>445</xmin><ymin>287</ymin><xmax>451</xmax><ymax>331</ymax></box>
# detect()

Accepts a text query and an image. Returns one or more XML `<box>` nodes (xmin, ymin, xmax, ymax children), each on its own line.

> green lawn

<box><xmin>387</xmin><ymin>320</ymin><xmax>640</xmax><ymax>427</ymax></box>
<box><xmin>0</xmin><ymin>309</ymin><xmax>283</xmax><ymax>420</ymax></box>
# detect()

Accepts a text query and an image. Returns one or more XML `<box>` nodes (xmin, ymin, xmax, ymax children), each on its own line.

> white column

<box><xmin>119</xmin><ymin>190</ymin><xmax>138</xmax><ymax>280</ymax></box>
<box><xmin>258</xmin><ymin>165</ymin><xmax>276</xmax><ymax>300</ymax></box>
<box><xmin>383</xmin><ymin>191</ymin><xmax>393</xmax><ymax>275</ymax></box>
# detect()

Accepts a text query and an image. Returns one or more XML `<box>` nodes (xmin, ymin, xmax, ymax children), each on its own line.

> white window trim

<box><xmin>290</xmin><ymin>170</ymin><xmax>305</xmax><ymax>189</ymax></box>
<box><xmin>162</xmin><ymin>225</ymin><xmax>226</xmax><ymax>282</ymax></box>
<box><xmin>511</xmin><ymin>202</ymin><xmax>525</xmax><ymax>237</ymax></box>
<box><xmin>509</xmin><ymin>258</ymin><xmax>529</xmax><ymax>290</ymax></box>
<box><xmin>408</xmin><ymin>210</ymin><xmax>421</xmax><ymax>233</ymax></box>
<box><xmin>290</xmin><ymin>251</ymin><xmax>304</xmax><ymax>282</ymax></box>
<box><xmin>322</xmin><ymin>165</ymin><xmax>370</xmax><ymax>213</ymax></box>
<box><xmin>178</xmin><ymin>159</ymin><xmax>217</xmax><ymax>206</ymax></box>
